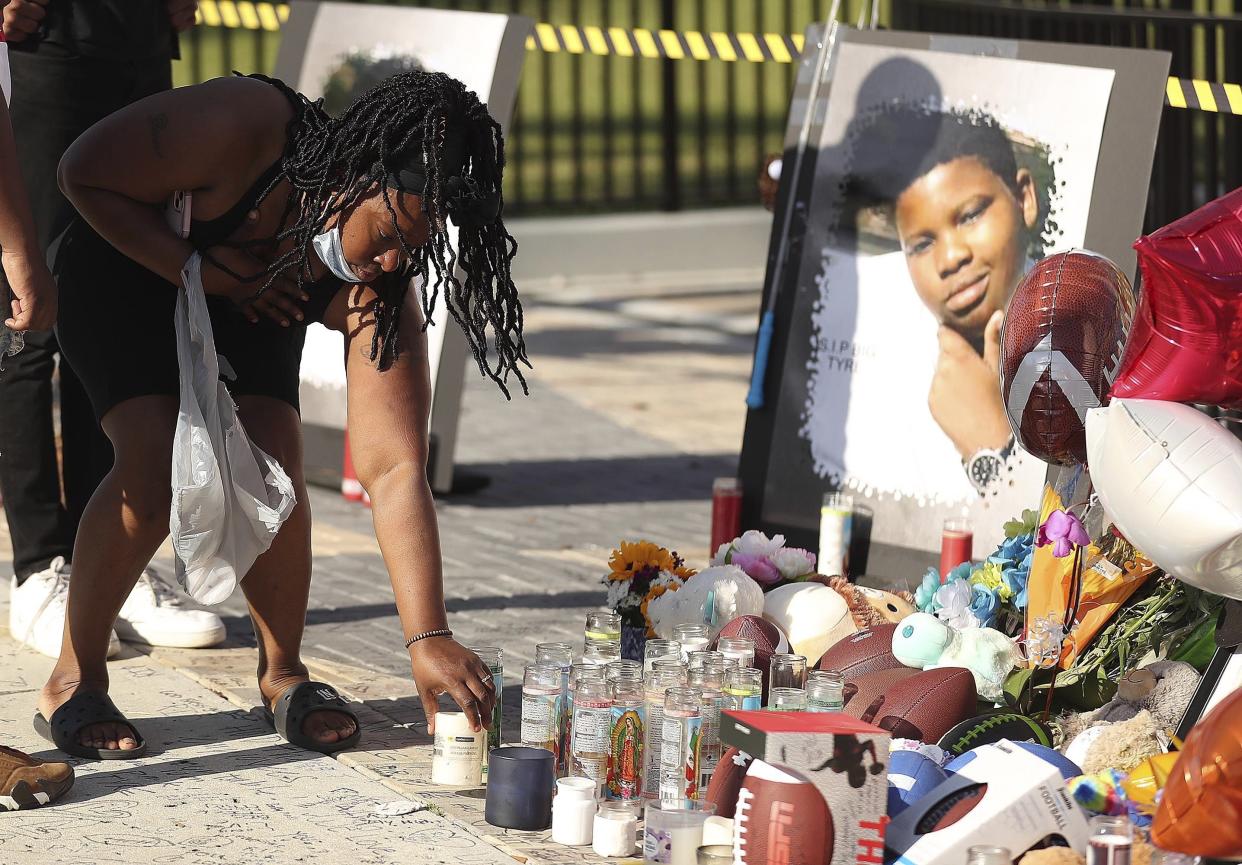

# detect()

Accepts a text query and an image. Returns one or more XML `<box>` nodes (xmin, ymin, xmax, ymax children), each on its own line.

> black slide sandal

<box><xmin>32</xmin><ymin>691</ymin><xmax>147</xmax><ymax>761</ymax></box>
<box><xmin>263</xmin><ymin>681</ymin><xmax>361</xmax><ymax>754</ymax></box>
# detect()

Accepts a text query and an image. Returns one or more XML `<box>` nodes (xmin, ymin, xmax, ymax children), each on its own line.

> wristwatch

<box><xmin>964</xmin><ymin>439</ymin><xmax>1015</xmax><ymax>494</ymax></box>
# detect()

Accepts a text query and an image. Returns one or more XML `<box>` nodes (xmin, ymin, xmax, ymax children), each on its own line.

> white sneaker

<box><xmin>115</xmin><ymin>567</ymin><xmax>226</xmax><ymax>649</ymax></box>
<box><xmin>8</xmin><ymin>557</ymin><xmax>122</xmax><ymax>660</ymax></box>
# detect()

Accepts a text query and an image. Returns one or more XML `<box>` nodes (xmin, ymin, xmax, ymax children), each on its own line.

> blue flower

<box><xmin>969</xmin><ymin>584</ymin><xmax>1000</xmax><ymax>629</ymax></box>
<box><xmin>991</xmin><ymin>532</ymin><xmax>1034</xmax><ymax>567</ymax></box>
<box><xmin>1002</xmin><ymin>565</ymin><xmax>1029</xmax><ymax>609</ymax></box>
<box><xmin>946</xmin><ymin>561</ymin><xmax>974</xmax><ymax>584</ymax></box>
<box><xmin>915</xmin><ymin>568</ymin><xmax>942</xmax><ymax>612</ymax></box>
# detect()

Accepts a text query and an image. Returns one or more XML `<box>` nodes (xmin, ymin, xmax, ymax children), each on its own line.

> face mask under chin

<box><xmin>312</xmin><ymin>226</ymin><xmax>363</xmax><ymax>284</ymax></box>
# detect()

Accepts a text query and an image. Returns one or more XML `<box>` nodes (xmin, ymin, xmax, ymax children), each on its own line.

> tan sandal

<box><xmin>0</xmin><ymin>745</ymin><xmax>75</xmax><ymax>810</ymax></box>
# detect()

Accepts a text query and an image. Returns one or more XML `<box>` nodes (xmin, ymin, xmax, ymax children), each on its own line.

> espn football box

<box><xmin>721</xmin><ymin>710</ymin><xmax>890</xmax><ymax>865</ymax></box>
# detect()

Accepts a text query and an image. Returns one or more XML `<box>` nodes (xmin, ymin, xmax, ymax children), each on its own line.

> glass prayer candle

<box><xmin>645</xmin><ymin>639</ymin><xmax>682</xmax><ymax>672</ymax></box>
<box><xmin>673</xmin><ymin>624</ymin><xmax>710</xmax><ymax>661</ymax></box>
<box><xmin>470</xmin><ymin>645</ymin><xmax>503</xmax><ymax>781</ymax></box>
<box><xmin>521</xmin><ymin>663</ymin><xmax>564</xmax><ymax>756</ymax></box>
<box><xmin>723</xmin><ymin>667</ymin><xmax>763</xmax><ymax>711</ymax></box>
<box><xmin>1087</xmin><ymin>816</ymin><xmax>1133</xmax><ymax>865</ymax></box>
<box><xmin>768</xmin><ymin>653</ymin><xmax>808</xmax><ymax>692</ymax></box>
<box><xmin>658</xmin><ymin>687</ymin><xmax>703</xmax><ymax>801</ymax></box>
<box><xmin>940</xmin><ymin>517</ymin><xmax>973</xmax><ymax>581</ymax></box>
<box><xmin>710</xmin><ymin>478</ymin><xmax>743</xmax><ymax>556</ymax></box>
<box><xmin>570</xmin><ymin>679</ymin><xmax>612</xmax><ymax>794</ymax></box>
<box><xmin>586</xmin><ymin>611</ymin><xmax>622</xmax><ymax>645</ymax></box>
<box><xmin>768</xmin><ymin>687</ymin><xmax>807</xmax><ymax>711</ymax></box>
<box><xmin>642</xmin><ymin>668</ymin><xmax>686</xmax><ymax>800</ymax></box>
<box><xmin>716</xmin><ymin>637</ymin><xmax>754</xmax><ymax>669</ymax></box>
<box><xmin>606</xmin><ymin>677</ymin><xmax>645</xmax><ymax>801</ymax></box>
<box><xmin>818</xmin><ymin>491</ymin><xmax>854</xmax><ymax>578</ymax></box>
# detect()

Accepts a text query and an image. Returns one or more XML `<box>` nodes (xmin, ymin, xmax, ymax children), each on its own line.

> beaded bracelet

<box><xmin>404</xmin><ymin>628</ymin><xmax>453</xmax><ymax>649</ymax></box>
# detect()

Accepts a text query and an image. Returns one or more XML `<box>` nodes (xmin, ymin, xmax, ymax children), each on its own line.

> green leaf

<box><xmin>1003</xmin><ymin>667</ymin><xmax>1035</xmax><ymax>710</ymax></box>
<box><xmin>1169</xmin><ymin>616</ymin><xmax>1219</xmax><ymax>671</ymax></box>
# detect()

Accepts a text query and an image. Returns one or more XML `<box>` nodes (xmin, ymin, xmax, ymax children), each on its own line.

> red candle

<box><xmin>940</xmin><ymin>518</ymin><xmax>973</xmax><ymax>582</ymax></box>
<box><xmin>711</xmin><ymin>478</ymin><xmax>743</xmax><ymax>554</ymax></box>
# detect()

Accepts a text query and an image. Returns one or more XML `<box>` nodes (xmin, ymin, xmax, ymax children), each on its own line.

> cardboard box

<box><xmin>721</xmin><ymin>710</ymin><xmax>890</xmax><ymax>865</ymax></box>
<box><xmin>884</xmin><ymin>740</ymin><xmax>1090</xmax><ymax>865</ymax></box>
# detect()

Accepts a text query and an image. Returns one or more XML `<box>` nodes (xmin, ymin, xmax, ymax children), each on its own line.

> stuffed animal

<box><xmin>1065</xmin><ymin>710</ymin><xmax>1164</xmax><ymax>776</ymax></box>
<box><xmin>891</xmin><ymin>612</ymin><xmax>1018</xmax><ymax>702</ymax></box>
<box><xmin>648</xmin><ymin>565</ymin><xmax>764</xmax><ymax>640</ymax></box>
<box><xmin>810</xmin><ymin>576</ymin><xmax>917</xmax><ymax>628</ymax></box>
<box><xmin>1065</xmin><ymin>662</ymin><xmax>1198</xmax><ymax>732</ymax></box>
<box><xmin>762</xmin><ymin>582</ymin><xmax>857</xmax><ymax>664</ymax></box>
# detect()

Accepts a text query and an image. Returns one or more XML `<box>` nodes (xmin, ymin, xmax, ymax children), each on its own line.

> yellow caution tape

<box><xmin>190</xmin><ymin>2</ymin><xmax>1242</xmax><ymax>114</ymax></box>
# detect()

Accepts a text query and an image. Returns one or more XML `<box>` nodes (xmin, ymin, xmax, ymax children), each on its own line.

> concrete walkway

<box><xmin>0</xmin><ymin>622</ymin><xmax>517</xmax><ymax>865</ymax></box>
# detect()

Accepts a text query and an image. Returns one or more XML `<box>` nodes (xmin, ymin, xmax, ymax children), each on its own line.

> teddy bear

<box><xmin>1058</xmin><ymin>661</ymin><xmax>1200</xmax><ymax>775</ymax></box>
<box><xmin>891</xmin><ymin>612</ymin><xmax>1019</xmax><ymax>702</ymax></box>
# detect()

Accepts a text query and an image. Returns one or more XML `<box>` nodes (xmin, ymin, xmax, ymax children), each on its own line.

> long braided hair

<box><xmin>228</xmin><ymin>70</ymin><xmax>528</xmax><ymax>397</ymax></box>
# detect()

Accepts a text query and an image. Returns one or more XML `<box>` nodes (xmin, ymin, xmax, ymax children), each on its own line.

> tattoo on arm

<box><xmin>148</xmin><ymin>113</ymin><xmax>169</xmax><ymax>159</ymax></box>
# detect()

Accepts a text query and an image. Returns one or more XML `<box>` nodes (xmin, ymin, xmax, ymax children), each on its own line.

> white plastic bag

<box><xmin>170</xmin><ymin>253</ymin><xmax>296</xmax><ymax>605</ymax></box>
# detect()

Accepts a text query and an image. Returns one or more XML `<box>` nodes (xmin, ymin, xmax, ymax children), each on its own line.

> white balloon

<box><xmin>1085</xmin><ymin>399</ymin><xmax>1242</xmax><ymax>600</ymax></box>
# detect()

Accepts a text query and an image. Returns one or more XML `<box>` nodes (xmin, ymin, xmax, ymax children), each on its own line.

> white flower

<box><xmin>933</xmin><ymin>580</ymin><xmax>980</xmax><ymax>630</ymax></box>
<box><xmin>769</xmin><ymin>547</ymin><xmax>816</xmax><ymax>580</ymax></box>
<box><xmin>732</xmin><ymin>530</ymin><xmax>786</xmax><ymax>559</ymax></box>
<box><xmin>710</xmin><ymin>541</ymin><xmax>733</xmax><ymax>567</ymax></box>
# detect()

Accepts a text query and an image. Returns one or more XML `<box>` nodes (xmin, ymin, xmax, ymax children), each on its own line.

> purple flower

<box><xmin>1036</xmin><ymin>510</ymin><xmax>1090</xmax><ymax>558</ymax></box>
<box><xmin>731</xmin><ymin>553</ymin><xmax>782</xmax><ymax>585</ymax></box>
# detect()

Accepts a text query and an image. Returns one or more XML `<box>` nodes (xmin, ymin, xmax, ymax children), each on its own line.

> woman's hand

<box><xmin>2</xmin><ymin>246</ymin><xmax>57</xmax><ymax>332</ymax></box>
<box><xmin>928</xmin><ymin>310</ymin><xmax>1013</xmax><ymax>460</ymax></box>
<box><xmin>200</xmin><ymin>244</ymin><xmax>308</xmax><ymax>326</ymax></box>
<box><xmin>409</xmin><ymin>637</ymin><xmax>497</xmax><ymax>735</ymax></box>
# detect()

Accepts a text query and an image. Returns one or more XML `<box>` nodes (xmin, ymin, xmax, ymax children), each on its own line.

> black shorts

<box><xmin>54</xmin><ymin>220</ymin><xmax>319</xmax><ymax>422</ymax></box>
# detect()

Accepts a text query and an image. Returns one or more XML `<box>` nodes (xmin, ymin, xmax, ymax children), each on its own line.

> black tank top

<box><xmin>187</xmin><ymin>158</ymin><xmax>283</xmax><ymax>251</ymax></box>
<box><xmin>186</xmin><ymin>76</ymin><xmax>342</xmax><ymax>324</ymax></box>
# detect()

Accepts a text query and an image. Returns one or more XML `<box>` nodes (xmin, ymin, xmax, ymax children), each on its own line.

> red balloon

<box><xmin>1111</xmin><ymin>186</ymin><xmax>1242</xmax><ymax>407</ymax></box>
<box><xmin>1150</xmin><ymin>685</ymin><xmax>1242</xmax><ymax>858</ymax></box>
<box><xmin>999</xmin><ymin>250</ymin><xmax>1135</xmax><ymax>465</ymax></box>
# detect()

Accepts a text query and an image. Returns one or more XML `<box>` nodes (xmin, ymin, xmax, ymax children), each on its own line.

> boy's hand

<box><xmin>2</xmin><ymin>246</ymin><xmax>57</xmax><ymax>332</ymax></box>
<box><xmin>2</xmin><ymin>0</ymin><xmax>50</xmax><ymax>43</ymax></box>
<box><xmin>929</xmin><ymin>310</ymin><xmax>1012</xmax><ymax>461</ymax></box>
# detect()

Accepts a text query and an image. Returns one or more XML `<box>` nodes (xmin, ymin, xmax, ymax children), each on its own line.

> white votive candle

<box><xmin>431</xmin><ymin>712</ymin><xmax>483</xmax><ymax>786</ymax></box>
<box><xmin>593</xmin><ymin>802</ymin><xmax>639</xmax><ymax>857</ymax></box>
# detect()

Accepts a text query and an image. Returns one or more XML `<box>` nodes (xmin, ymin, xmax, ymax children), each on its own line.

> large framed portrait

<box><xmin>739</xmin><ymin>28</ymin><xmax>1170</xmax><ymax>579</ymax></box>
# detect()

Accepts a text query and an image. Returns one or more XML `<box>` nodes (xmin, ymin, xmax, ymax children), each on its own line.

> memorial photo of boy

<box><xmin>844</xmin><ymin>105</ymin><xmax>1050</xmax><ymax>486</ymax></box>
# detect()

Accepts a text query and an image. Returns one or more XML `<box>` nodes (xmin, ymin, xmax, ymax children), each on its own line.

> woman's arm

<box><xmin>0</xmin><ymin>81</ymin><xmax>56</xmax><ymax>332</ymax></box>
<box><xmin>58</xmin><ymin>76</ymin><xmax>304</xmax><ymax>324</ymax></box>
<box><xmin>326</xmin><ymin>279</ymin><xmax>496</xmax><ymax>734</ymax></box>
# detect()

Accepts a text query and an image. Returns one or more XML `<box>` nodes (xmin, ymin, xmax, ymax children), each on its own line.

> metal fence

<box><xmin>174</xmin><ymin>0</ymin><xmax>883</xmax><ymax>215</ymax></box>
<box><xmin>179</xmin><ymin>1</ymin><xmax>1242</xmax><ymax>221</ymax></box>
<box><xmin>893</xmin><ymin>0</ymin><xmax>1242</xmax><ymax>233</ymax></box>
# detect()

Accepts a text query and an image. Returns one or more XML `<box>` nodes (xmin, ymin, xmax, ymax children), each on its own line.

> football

<box><xmin>846</xmin><ymin>667</ymin><xmax>977</xmax><ymax>744</ymax></box>
<box><xmin>715</xmin><ymin>615</ymin><xmax>790</xmax><ymax>694</ymax></box>
<box><xmin>705</xmin><ymin>746</ymin><xmax>753</xmax><ymax>819</ymax></box>
<box><xmin>842</xmin><ymin>666</ymin><xmax>920</xmax><ymax>711</ymax></box>
<box><xmin>887</xmin><ymin>750</ymin><xmax>949</xmax><ymax>817</ymax></box>
<box><xmin>818</xmin><ymin>623</ymin><xmax>903</xmax><ymax>682</ymax></box>
<box><xmin>735</xmin><ymin>759</ymin><xmax>833</xmax><ymax>865</ymax></box>
<box><xmin>936</xmin><ymin>711</ymin><xmax>1054</xmax><ymax>757</ymax></box>
<box><xmin>999</xmin><ymin>249</ymin><xmax>1135</xmax><ymax>465</ymax></box>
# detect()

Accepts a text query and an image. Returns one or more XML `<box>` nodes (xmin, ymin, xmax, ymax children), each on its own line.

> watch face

<box><xmin>970</xmin><ymin>454</ymin><xmax>1003</xmax><ymax>488</ymax></box>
